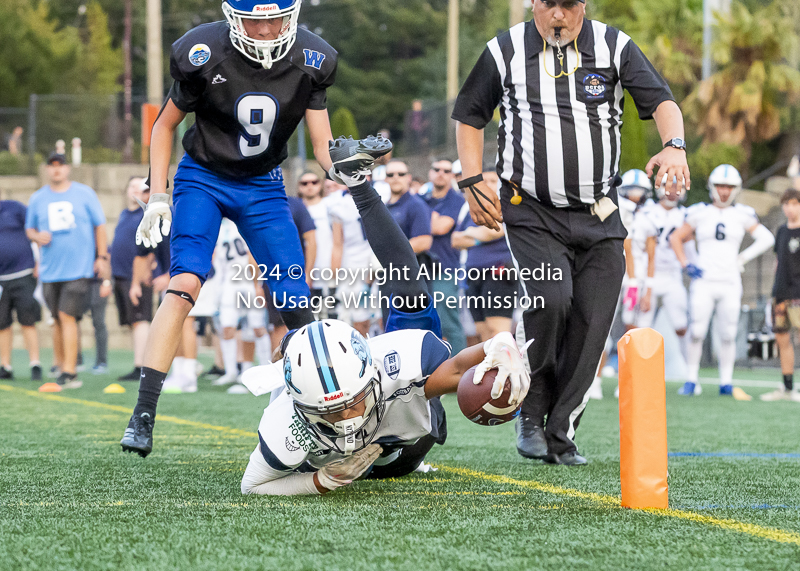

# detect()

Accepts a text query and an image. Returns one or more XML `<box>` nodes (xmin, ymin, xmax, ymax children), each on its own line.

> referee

<box><xmin>453</xmin><ymin>0</ymin><xmax>690</xmax><ymax>465</ymax></box>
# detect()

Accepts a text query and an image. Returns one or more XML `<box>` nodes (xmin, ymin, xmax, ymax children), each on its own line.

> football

<box><xmin>457</xmin><ymin>365</ymin><xmax>521</xmax><ymax>426</ymax></box>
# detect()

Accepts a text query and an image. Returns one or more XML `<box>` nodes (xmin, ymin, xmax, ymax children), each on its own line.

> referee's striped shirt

<box><xmin>452</xmin><ymin>18</ymin><xmax>674</xmax><ymax>208</ymax></box>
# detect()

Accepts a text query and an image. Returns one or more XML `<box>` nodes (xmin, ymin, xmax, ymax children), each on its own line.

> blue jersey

<box><xmin>111</xmin><ymin>208</ymin><xmax>144</xmax><ymax>280</ymax></box>
<box><xmin>25</xmin><ymin>183</ymin><xmax>106</xmax><ymax>283</ymax></box>
<box><xmin>455</xmin><ymin>215</ymin><xmax>512</xmax><ymax>270</ymax></box>
<box><xmin>0</xmin><ymin>200</ymin><xmax>35</xmax><ymax>280</ymax></box>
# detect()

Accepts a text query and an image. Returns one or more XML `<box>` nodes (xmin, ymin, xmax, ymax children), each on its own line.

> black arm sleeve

<box><xmin>619</xmin><ymin>40</ymin><xmax>675</xmax><ymax>120</ymax></box>
<box><xmin>451</xmin><ymin>47</ymin><xmax>503</xmax><ymax>129</ymax></box>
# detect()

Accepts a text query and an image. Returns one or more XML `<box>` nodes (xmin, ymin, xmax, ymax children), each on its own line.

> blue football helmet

<box><xmin>222</xmin><ymin>0</ymin><xmax>302</xmax><ymax>69</ymax></box>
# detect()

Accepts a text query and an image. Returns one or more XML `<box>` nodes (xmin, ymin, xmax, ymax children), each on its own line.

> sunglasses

<box><xmin>385</xmin><ymin>172</ymin><xmax>409</xmax><ymax>178</ymax></box>
<box><xmin>299</xmin><ymin>179</ymin><xmax>321</xmax><ymax>186</ymax></box>
<box><xmin>431</xmin><ymin>167</ymin><xmax>452</xmax><ymax>174</ymax></box>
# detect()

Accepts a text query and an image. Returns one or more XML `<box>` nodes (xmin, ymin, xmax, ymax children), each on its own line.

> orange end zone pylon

<box><xmin>617</xmin><ymin>328</ymin><xmax>668</xmax><ymax>509</ymax></box>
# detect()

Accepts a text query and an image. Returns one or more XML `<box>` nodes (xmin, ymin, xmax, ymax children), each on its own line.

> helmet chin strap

<box><xmin>335</xmin><ymin>417</ymin><xmax>365</xmax><ymax>455</ymax></box>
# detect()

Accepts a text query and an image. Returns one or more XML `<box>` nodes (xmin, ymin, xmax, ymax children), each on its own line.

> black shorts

<box><xmin>466</xmin><ymin>273</ymin><xmax>519</xmax><ymax>322</ymax></box>
<box><xmin>0</xmin><ymin>274</ymin><xmax>41</xmax><ymax>329</ymax></box>
<box><xmin>263</xmin><ymin>284</ymin><xmax>285</xmax><ymax>328</ymax></box>
<box><xmin>43</xmin><ymin>279</ymin><xmax>91</xmax><ymax>319</ymax></box>
<box><xmin>113</xmin><ymin>278</ymin><xmax>154</xmax><ymax>326</ymax></box>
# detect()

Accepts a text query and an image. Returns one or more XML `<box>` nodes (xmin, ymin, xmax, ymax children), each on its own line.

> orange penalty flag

<box><xmin>618</xmin><ymin>328</ymin><xmax>668</xmax><ymax>509</ymax></box>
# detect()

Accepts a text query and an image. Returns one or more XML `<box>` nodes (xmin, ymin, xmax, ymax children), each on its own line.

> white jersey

<box><xmin>215</xmin><ymin>219</ymin><xmax>253</xmax><ymax>296</ymax></box>
<box><xmin>632</xmin><ymin>202</ymin><xmax>688</xmax><ymax>278</ymax></box>
<box><xmin>685</xmin><ymin>203</ymin><xmax>758</xmax><ymax>282</ymax></box>
<box><xmin>327</xmin><ymin>190</ymin><xmax>374</xmax><ymax>270</ymax></box>
<box><xmin>255</xmin><ymin>329</ymin><xmax>450</xmax><ymax>473</ymax></box>
<box><xmin>304</xmin><ymin>199</ymin><xmax>334</xmax><ymax>288</ymax></box>
<box><xmin>619</xmin><ymin>196</ymin><xmax>638</xmax><ymax>234</ymax></box>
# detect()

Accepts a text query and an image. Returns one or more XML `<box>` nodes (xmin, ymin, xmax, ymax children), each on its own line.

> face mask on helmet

<box><xmin>656</xmin><ymin>174</ymin><xmax>686</xmax><ymax>208</ymax></box>
<box><xmin>618</xmin><ymin>169</ymin><xmax>652</xmax><ymax>205</ymax></box>
<box><xmin>222</xmin><ymin>0</ymin><xmax>302</xmax><ymax>69</ymax></box>
<box><xmin>282</xmin><ymin>320</ymin><xmax>384</xmax><ymax>455</ymax></box>
<box><xmin>707</xmin><ymin>164</ymin><xmax>742</xmax><ymax>208</ymax></box>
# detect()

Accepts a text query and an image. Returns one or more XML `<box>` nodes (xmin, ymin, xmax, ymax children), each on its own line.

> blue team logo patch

<box><xmin>189</xmin><ymin>43</ymin><xmax>211</xmax><ymax>66</ymax></box>
<box><xmin>384</xmin><ymin>351</ymin><xmax>401</xmax><ymax>381</ymax></box>
<box><xmin>303</xmin><ymin>49</ymin><xmax>326</xmax><ymax>70</ymax></box>
<box><xmin>284</xmin><ymin>358</ymin><xmax>301</xmax><ymax>394</ymax></box>
<box><xmin>583</xmin><ymin>74</ymin><xmax>606</xmax><ymax>99</ymax></box>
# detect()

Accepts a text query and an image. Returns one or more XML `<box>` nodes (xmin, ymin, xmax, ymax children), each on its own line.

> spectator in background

<box><xmin>25</xmin><ymin>153</ymin><xmax>109</xmax><ymax>389</ymax></box>
<box><xmin>298</xmin><ymin>171</ymin><xmax>336</xmax><ymax>318</ymax></box>
<box><xmin>111</xmin><ymin>177</ymin><xmax>152</xmax><ymax>382</ymax></box>
<box><xmin>7</xmin><ymin>127</ymin><xmax>23</xmax><ymax>156</ymax></box>
<box><xmin>85</xmin><ymin>263</ymin><xmax>112</xmax><ymax>374</ymax></box>
<box><xmin>422</xmin><ymin>158</ymin><xmax>467</xmax><ymax>354</ymax></box>
<box><xmin>385</xmin><ymin>160</ymin><xmax>433</xmax><ymax>254</ymax></box>
<box><xmin>0</xmin><ymin>198</ymin><xmax>42</xmax><ymax>381</ymax></box>
<box><xmin>763</xmin><ymin>188</ymin><xmax>800</xmax><ymax>402</ymax></box>
<box><xmin>452</xmin><ymin>168</ymin><xmax>515</xmax><ymax>342</ymax></box>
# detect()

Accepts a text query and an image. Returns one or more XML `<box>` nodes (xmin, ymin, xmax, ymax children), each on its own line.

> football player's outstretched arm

<box><xmin>424</xmin><ymin>343</ymin><xmax>487</xmax><ymax>399</ymax></box>
<box><xmin>149</xmin><ymin>100</ymin><xmax>187</xmax><ymax>195</ymax></box>
<box><xmin>305</xmin><ymin>108</ymin><xmax>334</xmax><ymax>173</ymax></box>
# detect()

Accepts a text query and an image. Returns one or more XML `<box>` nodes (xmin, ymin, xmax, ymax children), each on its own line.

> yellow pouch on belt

<box><xmin>590</xmin><ymin>196</ymin><xmax>618</xmax><ymax>222</ymax></box>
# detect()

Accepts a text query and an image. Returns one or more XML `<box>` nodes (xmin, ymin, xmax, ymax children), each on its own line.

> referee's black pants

<box><xmin>501</xmin><ymin>185</ymin><xmax>626</xmax><ymax>456</ymax></box>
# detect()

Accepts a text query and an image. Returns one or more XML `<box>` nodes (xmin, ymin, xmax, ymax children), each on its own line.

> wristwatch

<box><xmin>663</xmin><ymin>138</ymin><xmax>687</xmax><ymax>151</ymax></box>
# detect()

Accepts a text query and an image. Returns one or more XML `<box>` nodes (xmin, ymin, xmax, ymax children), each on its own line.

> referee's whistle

<box><xmin>511</xmin><ymin>187</ymin><xmax>522</xmax><ymax>205</ymax></box>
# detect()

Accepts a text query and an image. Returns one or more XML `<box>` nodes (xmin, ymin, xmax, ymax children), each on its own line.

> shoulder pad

<box><xmin>170</xmin><ymin>21</ymin><xmax>231</xmax><ymax>80</ymax></box>
<box><xmin>257</xmin><ymin>393</ymin><xmax>319</xmax><ymax>471</ymax></box>
<box><xmin>286</xmin><ymin>27</ymin><xmax>338</xmax><ymax>79</ymax></box>
<box><xmin>733</xmin><ymin>203</ymin><xmax>757</xmax><ymax>216</ymax></box>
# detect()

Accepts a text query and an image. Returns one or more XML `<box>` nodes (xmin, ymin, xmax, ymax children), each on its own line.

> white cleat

<box><xmin>212</xmin><ymin>373</ymin><xmax>239</xmax><ymax>386</ymax></box>
<box><xmin>226</xmin><ymin>383</ymin><xmax>250</xmax><ymax>395</ymax></box>
<box><xmin>162</xmin><ymin>375</ymin><xmax>198</xmax><ymax>394</ymax></box>
<box><xmin>587</xmin><ymin>377</ymin><xmax>603</xmax><ymax>400</ymax></box>
<box><xmin>759</xmin><ymin>388</ymin><xmax>800</xmax><ymax>402</ymax></box>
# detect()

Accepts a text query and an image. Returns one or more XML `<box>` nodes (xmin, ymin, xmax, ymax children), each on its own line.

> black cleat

<box><xmin>56</xmin><ymin>372</ymin><xmax>82</xmax><ymax>389</ymax></box>
<box><xmin>542</xmin><ymin>451</ymin><xmax>588</xmax><ymax>466</ymax></box>
<box><xmin>202</xmin><ymin>365</ymin><xmax>225</xmax><ymax>379</ymax></box>
<box><xmin>121</xmin><ymin>412</ymin><xmax>154</xmax><ymax>457</ymax></box>
<box><xmin>118</xmin><ymin>367</ymin><xmax>142</xmax><ymax>382</ymax></box>
<box><xmin>31</xmin><ymin>365</ymin><xmax>42</xmax><ymax>382</ymax></box>
<box><xmin>516</xmin><ymin>415</ymin><xmax>548</xmax><ymax>459</ymax></box>
<box><xmin>329</xmin><ymin>135</ymin><xmax>393</xmax><ymax>177</ymax></box>
<box><xmin>0</xmin><ymin>366</ymin><xmax>13</xmax><ymax>380</ymax></box>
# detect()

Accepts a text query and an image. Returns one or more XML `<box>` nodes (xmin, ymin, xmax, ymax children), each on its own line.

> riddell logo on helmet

<box><xmin>323</xmin><ymin>391</ymin><xmax>345</xmax><ymax>402</ymax></box>
<box><xmin>253</xmin><ymin>4</ymin><xmax>280</xmax><ymax>12</ymax></box>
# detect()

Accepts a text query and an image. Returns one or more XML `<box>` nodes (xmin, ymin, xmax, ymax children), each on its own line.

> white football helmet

<box><xmin>222</xmin><ymin>0</ymin><xmax>302</xmax><ymax>69</ymax></box>
<box><xmin>708</xmin><ymin>164</ymin><xmax>742</xmax><ymax>207</ymax></box>
<box><xmin>618</xmin><ymin>169</ymin><xmax>652</xmax><ymax>205</ymax></box>
<box><xmin>282</xmin><ymin>320</ymin><xmax>384</xmax><ymax>454</ymax></box>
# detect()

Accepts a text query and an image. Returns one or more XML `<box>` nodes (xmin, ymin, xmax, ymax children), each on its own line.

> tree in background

<box><xmin>683</xmin><ymin>2</ymin><xmax>800</xmax><ymax>176</ymax></box>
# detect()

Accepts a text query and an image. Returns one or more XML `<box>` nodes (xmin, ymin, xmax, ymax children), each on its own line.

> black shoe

<box><xmin>203</xmin><ymin>365</ymin><xmax>225</xmax><ymax>379</ymax></box>
<box><xmin>516</xmin><ymin>415</ymin><xmax>548</xmax><ymax>459</ymax></box>
<box><xmin>118</xmin><ymin>367</ymin><xmax>142</xmax><ymax>382</ymax></box>
<box><xmin>56</xmin><ymin>372</ymin><xmax>82</xmax><ymax>389</ymax></box>
<box><xmin>0</xmin><ymin>366</ymin><xmax>13</xmax><ymax>380</ymax></box>
<box><xmin>329</xmin><ymin>135</ymin><xmax>393</xmax><ymax>177</ymax></box>
<box><xmin>121</xmin><ymin>412</ymin><xmax>155</xmax><ymax>458</ymax></box>
<box><xmin>31</xmin><ymin>365</ymin><xmax>42</xmax><ymax>382</ymax></box>
<box><xmin>48</xmin><ymin>365</ymin><xmax>60</xmax><ymax>378</ymax></box>
<box><xmin>542</xmin><ymin>451</ymin><xmax>588</xmax><ymax>466</ymax></box>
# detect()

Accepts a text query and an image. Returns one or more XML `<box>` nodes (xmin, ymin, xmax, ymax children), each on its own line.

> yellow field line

<box><xmin>0</xmin><ymin>384</ymin><xmax>257</xmax><ymax>439</ymax></box>
<box><xmin>4</xmin><ymin>383</ymin><xmax>800</xmax><ymax>546</ymax></box>
<box><xmin>437</xmin><ymin>466</ymin><xmax>800</xmax><ymax>546</ymax></box>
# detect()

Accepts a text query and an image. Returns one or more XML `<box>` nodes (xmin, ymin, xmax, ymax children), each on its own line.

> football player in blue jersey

<box><xmin>121</xmin><ymin>0</ymin><xmax>389</xmax><ymax>457</ymax></box>
<box><xmin>238</xmin><ymin>140</ymin><xmax>531</xmax><ymax>495</ymax></box>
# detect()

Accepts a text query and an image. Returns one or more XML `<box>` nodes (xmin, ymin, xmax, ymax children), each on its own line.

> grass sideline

<box><xmin>1</xmin><ymin>349</ymin><xmax>800</xmax><ymax>570</ymax></box>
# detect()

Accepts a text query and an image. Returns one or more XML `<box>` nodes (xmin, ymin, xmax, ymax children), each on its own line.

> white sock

<box><xmin>242</xmin><ymin>361</ymin><xmax>253</xmax><ymax>375</ymax></box>
<box><xmin>221</xmin><ymin>337</ymin><xmax>238</xmax><ymax>377</ymax></box>
<box><xmin>687</xmin><ymin>338</ymin><xmax>703</xmax><ymax>383</ymax></box>
<box><xmin>255</xmin><ymin>335</ymin><xmax>272</xmax><ymax>365</ymax></box>
<box><xmin>718</xmin><ymin>341</ymin><xmax>735</xmax><ymax>386</ymax></box>
<box><xmin>677</xmin><ymin>334</ymin><xmax>689</xmax><ymax>365</ymax></box>
<box><xmin>171</xmin><ymin>356</ymin><xmax>185</xmax><ymax>377</ymax></box>
<box><xmin>183</xmin><ymin>358</ymin><xmax>198</xmax><ymax>381</ymax></box>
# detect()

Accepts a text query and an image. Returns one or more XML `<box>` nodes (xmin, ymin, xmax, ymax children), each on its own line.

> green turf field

<box><xmin>2</xmin><ymin>349</ymin><xmax>800</xmax><ymax>570</ymax></box>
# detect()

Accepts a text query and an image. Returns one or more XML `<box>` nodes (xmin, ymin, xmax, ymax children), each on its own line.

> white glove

<box><xmin>328</xmin><ymin>166</ymin><xmax>368</xmax><ymax>188</ymax></box>
<box><xmin>135</xmin><ymin>193</ymin><xmax>172</xmax><ymax>248</ymax></box>
<box><xmin>474</xmin><ymin>331</ymin><xmax>531</xmax><ymax>407</ymax></box>
<box><xmin>316</xmin><ymin>443</ymin><xmax>383</xmax><ymax>491</ymax></box>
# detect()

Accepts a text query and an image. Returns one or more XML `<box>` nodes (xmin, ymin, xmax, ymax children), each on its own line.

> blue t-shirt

<box><xmin>455</xmin><ymin>215</ymin><xmax>512</xmax><ymax>270</ymax></box>
<box><xmin>0</xmin><ymin>200</ymin><xmax>35</xmax><ymax>280</ymax></box>
<box><xmin>423</xmin><ymin>188</ymin><xmax>465</xmax><ymax>270</ymax></box>
<box><xmin>288</xmin><ymin>196</ymin><xmax>316</xmax><ymax>260</ymax></box>
<box><xmin>387</xmin><ymin>191</ymin><xmax>432</xmax><ymax>241</ymax></box>
<box><xmin>111</xmin><ymin>207</ymin><xmax>144</xmax><ymax>280</ymax></box>
<box><xmin>25</xmin><ymin>183</ymin><xmax>106</xmax><ymax>283</ymax></box>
